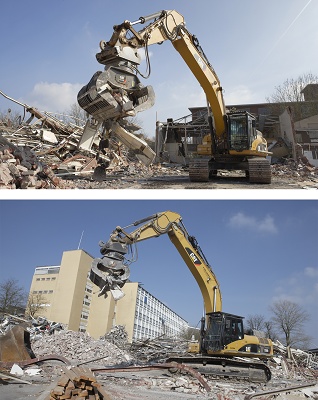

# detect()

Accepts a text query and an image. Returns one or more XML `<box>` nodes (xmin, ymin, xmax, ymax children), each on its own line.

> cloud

<box><xmin>223</xmin><ymin>85</ymin><xmax>255</xmax><ymax>105</ymax></box>
<box><xmin>304</xmin><ymin>267</ymin><xmax>318</xmax><ymax>278</ymax></box>
<box><xmin>272</xmin><ymin>267</ymin><xmax>318</xmax><ymax>306</ymax></box>
<box><xmin>25</xmin><ymin>82</ymin><xmax>83</xmax><ymax>113</ymax></box>
<box><xmin>228</xmin><ymin>212</ymin><xmax>278</xmax><ymax>234</ymax></box>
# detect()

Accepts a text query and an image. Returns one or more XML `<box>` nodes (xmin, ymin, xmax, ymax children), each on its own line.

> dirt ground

<box><xmin>1</xmin><ymin>365</ymin><xmax>317</xmax><ymax>400</ymax></box>
<box><xmin>64</xmin><ymin>170</ymin><xmax>318</xmax><ymax>190</ymax></box>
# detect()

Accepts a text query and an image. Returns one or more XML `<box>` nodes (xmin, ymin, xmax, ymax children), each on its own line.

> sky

<box><xmin>0</xmin><ymin>0</ymin><xmax>317</xmax><ymax>137</ymax></box>
<box><xmin>0</xmin><ymin>199</ymin><xmax>317</xmax><ymax>347</ymax></box>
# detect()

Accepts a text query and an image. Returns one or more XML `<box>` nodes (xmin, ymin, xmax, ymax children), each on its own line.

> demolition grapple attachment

<box><xmin>90</xmin><ymin>239</ymin><xmax>130</xmax><ymax>300</ymax></box>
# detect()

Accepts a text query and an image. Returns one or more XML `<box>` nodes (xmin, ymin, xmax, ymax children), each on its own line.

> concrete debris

<box><xmin>270</xmin><ymin>341</ymin><xmax>318</xmax><ymax>380</ymax></box>
<box><xmin>30</xmin><ymin>329</ymin><xmax>132</xmax><ymax>366</ymax></box>
<box><xmin>10</xmin><ymin>363</ymin><xmax>24</xmax><ymax>376</ymax></box>
<box><xmin>271</xmin><ymin>157</ymin><xmax>318</xmax><ymax>181</ymax></box>
<box><xmin>0</xmin><ymin>314</ymin><xmax>64</xmax><ymax>337</ymax></box>
<box><xmin>101</xmin><ymin>325</ymin><xmax>128</xmax><ymax>348</ymax></box>
<box><xmin>0</xmin><ymin>135</ymin><xmax>64</xmax><ymax>188</ymax></box>
<box><xmin>129</xmin><ymin>336</ymin><xmax>189</xmax><ymax>363</ymax></box>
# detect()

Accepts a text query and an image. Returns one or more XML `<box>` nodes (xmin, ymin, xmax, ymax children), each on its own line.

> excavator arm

<box><xmin>99</xmin><ymin>10</ymin><xmax>225</xmax><ymax>134</ymax></box>
<box><xmin>78</xmin><ymin>10</ymin><xmax>226</xmax><ymax>137</ymax></box>
<box><xmin>90</xmin><ymin>210</ymin><xmax>222</xmax><ymax>314</ymax></box>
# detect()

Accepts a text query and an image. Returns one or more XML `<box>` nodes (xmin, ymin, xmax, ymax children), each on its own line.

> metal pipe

<box><xmin>131</xmin><ymin>10</ymin><xmax>164</xmax><ymax>25</ymax></box>
<box><xmin>213</xmin><ymin>286</ymin><xmax>218</xmax><ymax>312</ymax></box>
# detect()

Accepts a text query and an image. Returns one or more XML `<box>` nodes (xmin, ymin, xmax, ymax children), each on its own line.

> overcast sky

<box><xmin>0</xmin><ymin>0</ymin><xmax>317</xmax><ymax>136</ymax></box>
<box><xmin>0</xmin><ymin>200</ymin><xmax>317</xmax><ymax>347</ymax></box>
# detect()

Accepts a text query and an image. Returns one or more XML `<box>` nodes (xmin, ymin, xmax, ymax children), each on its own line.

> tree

<box><xmin>0</xmin><ymin>278</ymin><xmax>27</xmax><ymax>314</ymax></box>
<box><xmin>66</xmin><ymin>103</ymin><xmax>87</xmax><ymax>126</ymax></box>
<box><xmin>263</xmin><ymin>321</ymin><xmax>278</xmax><ymax>342</ymax></box>
<box><xmin>266</xmin><ymin>72</ymin><xmax>318</xmax><ymax>121</ymax></box>
<box><xmin>269</xmin><ymin>299</ymin><xmax>310</xmax><ymax>348</ymax></box>
<box><xmin>246</xmin><ymin>314</ymin><xmax>265</xmax><ymax>331</ymax></box>
<box><xmin>25</xmin><ymin>292</ymin><xmax>48</xmax><ymax>318</ymax></box>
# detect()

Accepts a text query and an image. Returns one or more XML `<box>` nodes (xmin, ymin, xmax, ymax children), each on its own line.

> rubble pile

<box><xmin>271</xmin><ymin>158</ymin><xmax>318</xmax><ymax>182</ymax></box>
<box><xmin>31</xmin><ymin>330</ymin><xmax>132</xmax><ymax>366</ymax></box>
<box><xmin>0</xmin><ymin>135</ymin><xmax>65</xmax><ymax>189</ymax></box>
<box><xmin>129</xmin><ymin>336</ymin><xmax>189</xmax><ymax>363</ymax></box>
<box><xmin>101</xmin><ymin>325</ymin><xmax>128</xmax><ymax>348</ymax></box>
<box><xmin>270</xmin><ymin>341</ymin><xmax>318</xmax><ymax>380</ymax></box>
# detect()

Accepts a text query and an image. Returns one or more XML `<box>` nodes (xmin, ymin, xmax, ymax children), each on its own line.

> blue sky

<box><xmin>0</xmin><ymin>200</ymin><xmax>317</xmax><ymax>346</ymax></box>
<box><xmin>0</xmin><ymin>0</ymin><xmax>317</xmax><ymax>137</ymax></box>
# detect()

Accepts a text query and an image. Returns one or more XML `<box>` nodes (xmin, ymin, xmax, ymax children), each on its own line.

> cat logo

<box><xmin>185</xmin><ymin>247</ymin><xmax>201</xmax><ymax>266</ymax></box>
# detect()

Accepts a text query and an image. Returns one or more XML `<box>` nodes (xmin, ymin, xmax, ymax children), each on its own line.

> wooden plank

<box><xmin>78</xmin><ymin>389</ymin><xmax>88</xmax><ymax>397</ymax></box>
<box><xmin>52</xmin><ymin>385</ymin><xmax>65</xmax><ymax>396</ymax></box>
<box><xmin>92</xmin><ymin>382</ymin><xmax>112</xmax><ymax>400</ymax></box>
<box><xmin>61</xmin><ymin>367</ymin><xmax>78</xmax><ymax>382</ymax></box>
<box><xmin>66</xmin><ymin>380</ymin><xmax>75</xmax><ymax>390</ymax></box>
<box><xmin>59</xmin><ymin>388</ymin><xmax>72</xmax><ymax>399</ymax></box>
<box><xmin>57</xmin><ymin>374</ymin><xmax>70</xmax><ymax>388</ymax></box>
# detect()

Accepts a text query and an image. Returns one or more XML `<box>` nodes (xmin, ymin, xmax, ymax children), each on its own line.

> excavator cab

<box><xmin>227</xmin><ymin>111</ymin><xmax>256</xmax><ymax>152</ymax></box>
<box><xmin>201</xmin><ymin>311</ymin><xmax>273</xmax><ymax>358</ymax></box>
<box><xmin>202</xmin><ymin>312</ymin><xmax>244</xmax><ymax>353</ymax></box>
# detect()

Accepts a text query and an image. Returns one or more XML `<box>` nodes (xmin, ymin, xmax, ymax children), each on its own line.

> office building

<box><xmin>29</xmin><ymin>250</ymin><xmax>188</xmax><ymax>341</ymax></box>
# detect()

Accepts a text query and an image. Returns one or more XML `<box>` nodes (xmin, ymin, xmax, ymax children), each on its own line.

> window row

<box><xmin>35</xmin><ymin>277</ymin><xmax>56</xmax><ymax>281</ymax></box>
<box><xmin>32</xmin><ymin>290</ymin><xmax>53</xmax><ymax>294</ymax></box>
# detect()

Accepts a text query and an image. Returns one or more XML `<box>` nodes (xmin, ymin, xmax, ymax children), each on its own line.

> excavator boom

<box><xmin>90</xmin><ymin>211</ymin><xmax>222</xmax><ymax>313</ymax></box>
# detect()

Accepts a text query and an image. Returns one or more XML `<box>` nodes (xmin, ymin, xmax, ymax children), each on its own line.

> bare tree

<box><xmin>263</xmin><ymin>321</ymin><xmax>278</xmax><ymax>341</ymax></box>
<box><xmin>0</xmin><ymin>278</ymin><xmax>27</xmax><ymax>314</ymax></box>
<box><xmin>266</xmin><ymin>72</ymin><xmax>318</xmax><ymax>121</ymax></box>
<box><xmin>25</xmin><ymin>292</ymin><xmax>48</xmax><ymax>319</ymax></box>
<box><xmin>269</xmin><ymin>299</ymin><xmax>310</xmax><ymax>348</ymax></box>
<box><xmin>246</xmin><ymin>314</ymin><xmax>265</xmax><ymax>331</ymax></box>
<box><xmin>67</xmin><ymin>103</ymin><xmax>87</xmax><ymax>126</ymax></box>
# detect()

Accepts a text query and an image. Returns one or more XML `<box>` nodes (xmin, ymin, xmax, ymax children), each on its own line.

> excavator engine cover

<box><xmin>77</xmin><ymin>66</ymin><xmax>155</xmax><ymax>121</ymax></box>
<box><xmin>0</xmin><ymin>325</ymin><xmax>35</xmax><ymax>363</ymax></box>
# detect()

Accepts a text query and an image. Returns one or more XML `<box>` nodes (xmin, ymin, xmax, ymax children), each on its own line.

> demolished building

<box><xmin>155</xmin><ymin>84</ymin><xmax>318</xmax><ymax>166</ymax></box>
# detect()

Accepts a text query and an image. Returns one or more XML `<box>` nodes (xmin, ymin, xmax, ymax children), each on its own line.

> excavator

<box><xmin>89</xmin><ymin>211</ymin><xmax>273</xmax><ymax>382</ymax></box>
<box><xmin>78</xmin><ymin>10</ymin><xmax>271</xmax><ymax>183</ymax></box>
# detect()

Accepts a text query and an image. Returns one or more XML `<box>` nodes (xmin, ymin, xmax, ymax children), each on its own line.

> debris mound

<box><xmin>101</xmin><ymin>325</ymin><xmax>128</xmax><ymax>348</ymax></box>
<box><xmin>31</xmin><ymin>330</ymin><xmax>131</xmax><ymax>366</ymax></box>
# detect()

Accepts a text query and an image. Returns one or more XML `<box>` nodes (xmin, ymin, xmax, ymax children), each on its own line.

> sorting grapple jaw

<box><xmin>77</xmin><ymin>64</ymin><xmax>155</xmax><ymax>122</ymax></box>
<box><xmin>90</xmin><ymin>239</ymin><xmax>130</xmax><ymax>298</ymax></box>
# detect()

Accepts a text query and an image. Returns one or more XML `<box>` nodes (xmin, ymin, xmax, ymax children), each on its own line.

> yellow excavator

<box><xmin>78</xmin><ymin>10</ymin><xmax>271</xmax><ymax>183</ymax></box>
<box><xmin>90</xmin><ymin>211</ymin><xmax>273</xmax><ymax>382</ymax></box>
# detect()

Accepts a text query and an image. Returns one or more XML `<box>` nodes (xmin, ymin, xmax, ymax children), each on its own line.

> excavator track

<box><xmin>248</xmin><ymin>158</ymin><xmax>271</xmax><ymax>184</ymax></box>
<box><xmin>189</xmin><ymin>158</ymin><xmax>210</xmax><ymax>182</ymax></box>
<box><xmin>166</xmin><ymin>356</ymin><xmax>271</xmax><ymax>383</ymax></box>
